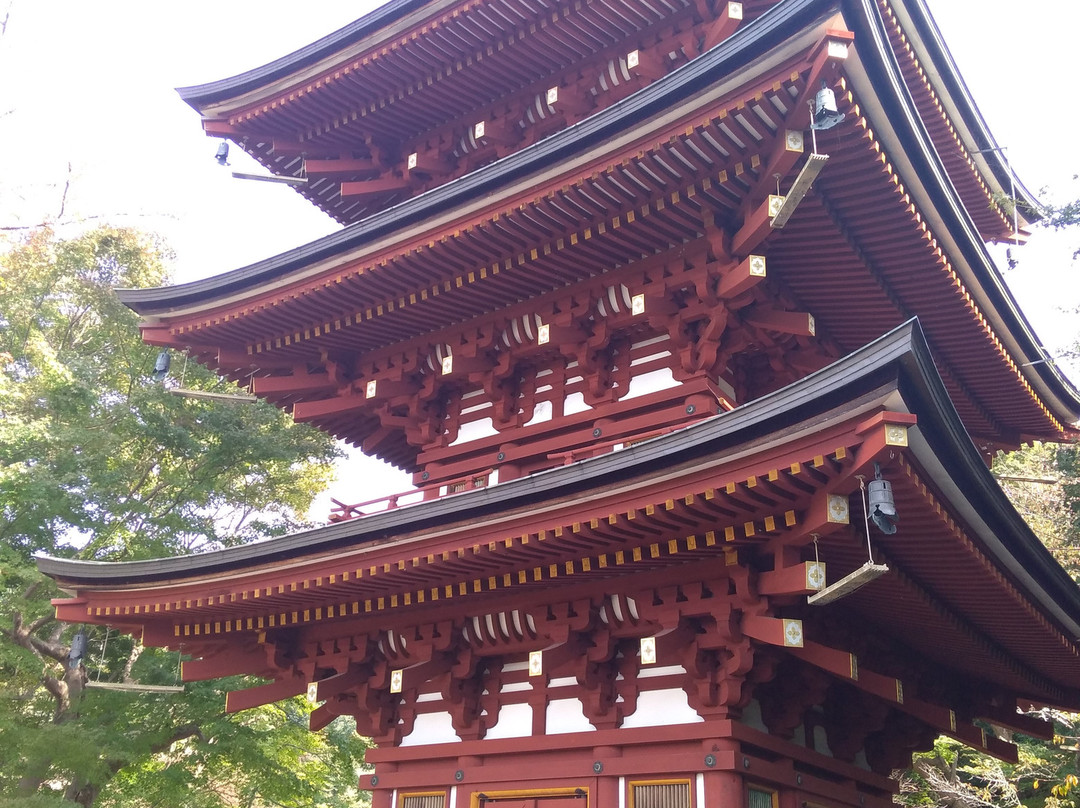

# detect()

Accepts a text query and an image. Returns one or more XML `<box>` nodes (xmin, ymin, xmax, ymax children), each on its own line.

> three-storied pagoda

<box><xmin>39</xmin><ymin>1</ymin><xmax>1080</xmax><ymax>808</ymax></box>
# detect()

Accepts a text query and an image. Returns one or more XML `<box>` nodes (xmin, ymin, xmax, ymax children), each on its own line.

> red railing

<box><xmin>328</xmin><ymin>468</ymin><xmax>494</xmax><ymax>522</ymax></box>
<box><xmin>330</xmin><ymin>425</ymin><xmax>695</xmax><ymax>522</ymax></box>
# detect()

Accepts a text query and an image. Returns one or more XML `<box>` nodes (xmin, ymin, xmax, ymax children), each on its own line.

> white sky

<box><xmin>1</xmin><ymin>0</ymin><xmax>1076</xmax><ymax>516</ymax></box>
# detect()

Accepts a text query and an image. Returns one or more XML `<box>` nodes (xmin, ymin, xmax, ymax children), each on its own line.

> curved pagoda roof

<box><xmin>40</xmin><ymin>0</ymin><xmax>1080</xmax><ymax>770</ymax></box>
<box><xmin>124</xmin><ymin>0</ymin><xmax>1078</xmax><ymax>470</ymax></box>
<box><xmin>39</xmin><ymin>321</ymin><xmax>1080</xmax><ymax>712</ymax></box>
<box><xmin>178</xmin><ymin>0</ymin><xmax>1033</xmax><ymax>236</ymax></box>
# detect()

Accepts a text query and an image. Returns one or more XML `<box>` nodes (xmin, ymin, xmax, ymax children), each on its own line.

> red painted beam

<box><xmin>702</xmin><ymin>1</ymin><xmax>744</xmax><ymax>51</ymax></box>
<box><xmin>52</xmin><ymin>597</ymin><xmax>89</xmax><ymax>623</ymax></box>
<box><xmin>757</xmin><ymin>561</ymin><xmax>824</xmax><ymax>596</ymax></box>
<box><xmin>303</xmin><ymin>158</ymin><xmax>378</xmax><ymax>177</ymax></box>
<box><xmin>731</xmin><ymin>195</ymin><xmax>778</xmax><ymax>258</ymax></box>
<box><xmin>550</xmin><ymin>84</ymin><xmax>594</xmax><ymax>116</ymax></box>
<box><xmin>800</xmin><ymin>486</ymin><xmax>858</xmax><ymax>539</ymax></box>
<box><xmin>292</xmin><ymin>393</ymin><xmax>367</xmax><ymax>422</ymax></box>
<box><xmin>202</xmin><ymin>119</ymin><xmax>241</xmax><ymax>137</ymax></box>
<box><xmin>976</xmin><ymin>704</ymin><xmax>1054</xmax><ymax>741</ymax></box>
<box><xmin>715</xmin><ymin>255</ymin><xmax>766</xmax><ymax>299</ymax></box>
<box><xmin>626</xmin><ymin>48</ymin><xmax>668</xmax><ymax>82</ymax></box>
<box><xmin>309</xmin><ymin>700</ymin><xmax>359</xmax><ymax>732</ymax></box>
<box><xmin>269</xmin><ymin>139</ymin><xmax>308</xmax><ymax>156</ymax></box>
<box><xmin>791</xmin><ymin>641</ymin><xmax>1019</xmax><ymax>762</ymax></box>
<box><xmin>406</xmin><ymin>150</ymin><xmax>453</xmax><ymax>174</ymax></box>
<box><xmin>251</xmin><ymin>372</ymin><xmax>338</xmax><ymax>396</ymax></box>
<box><xmin>314</xmin><ymin>666</ymin><xmax>368</xmax><ymax>702</ymax></box>
<box><xmin>218</xmin><ymin>349</ymin><xmax>295</xmax><ymax>370</ymax></box>
<box><xmin>225</xmin><ymin>675</ymin><xmax>306</xmax><ymax>713</ymax></box>
<box><xmin>743</xmin><ymin>309</ymin><xmax>816</xmax><ymax>337</ymax></box>
<box><xmin>340</xmin><ymin>177</ymin><xmax>412</xmax><ymax>199</ymax></box>
<box><xmin>139</xmin><ymin>325</ymin><xmax>189</xmax><ymax>349</ymax></box>
<box><xmin>473</xmin><ymin>119</ymin><xmax>520</xmax><ymax>147</ymax></box>
<box><xmin>742</xmin><ymin>615</ymin><xmax>802</xmax><ymax>647</ymax></box>
<box><xmin>183</xmin><ymin>645</ymin><xmax>270</xmax><ymax>681</ymax></box>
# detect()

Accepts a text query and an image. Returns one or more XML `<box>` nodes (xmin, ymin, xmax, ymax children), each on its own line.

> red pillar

<box><xmin>703</xmin><ymin>770</ymin><xmax>742</xmax><ymax>808</ymax></box>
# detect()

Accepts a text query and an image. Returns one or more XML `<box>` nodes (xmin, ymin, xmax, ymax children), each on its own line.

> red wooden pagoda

<box><xmin>40</xmin><ymin>1</ymin><xmax>1080</xmax><ymax>808</ymax></box>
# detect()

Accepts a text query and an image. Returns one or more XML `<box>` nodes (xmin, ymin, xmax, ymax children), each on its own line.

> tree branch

<box><xmin>121</xmin><ymin>637</ymin><xmax>142</xmax><ymax>683</ymax></box>
<box><xmin>9</xmin><ymin>609</ymin><xmax>68</xmax><ymax>663</ymax></box>
<box><xmin>56</xmin><ymin>162</ymin><xmax>71</xmax><ymax>222</ymax></box>
<box><xmin>23</xmin><ymin>578</ymin><xmax>44</xmax><ymax>600</ymax></box>
<box><xmin>0</xmin><ymin>212</ymin><xmax>178</xmax><ymax>232</ymax></box>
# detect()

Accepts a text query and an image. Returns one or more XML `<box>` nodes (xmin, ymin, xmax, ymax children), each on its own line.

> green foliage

<box><xmin>0</xmin><ymin>227</ymin><xmax>367</xmax><ymax>808</ymax></box>
<box><xmin>1032</xmin><ymin>180</ymin><xmax>1080</xmax><ymax>260</ymax></box>
<box><xmin>995</xmin><ymin>443</ymin><xmax>1080</xmax><ymax>581</ymax></box>
<box><xmin>899</xmin><ymin>721</ymin><xmax>1080</xmax><ymax>808</ymax></box>
<box><xmin>0</xmin><ymin>227</ymin><xmax>340</xmax><ymax>559</ymax></box>
<box><xmin>996</xmin><ymin>177</ymin><xmax>1080</xmax><ymax>259</ymax></box>
<box><xmin>91</xmin><ymin>689</ymin><xmax>368</xmax><ymax>808</ymax></box>
<box><xmin>1057</xmin><ymin>444</ymin><xmax>1080</xmax><ymax>548</ymax></box>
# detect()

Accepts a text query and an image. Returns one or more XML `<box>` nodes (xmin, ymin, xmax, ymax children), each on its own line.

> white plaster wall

<box><xmin>637</xmin><ymin>664</ymin><xmax>686</xmax><ymax>679</ymax></box>
<box><xmin>621</xmin><ymin>687</ymin><xmax>703</xmax><ymax>728</ymax></box>
<box><xmin>500</xmin><ymin>681</ymin><xmax>532</xmax><ymax>693</ymax></box>
<box><xmin>485</xmin><ymin>702</ymin><xmax>533</xmax><ymax>739</ymax></box>
<box><xmin>546</xmin><ymin>697</ymin><xmax>596</xmax><ymax>734</ymax></box>
<box><xmin>449</xmin><ymin>416</ymin><xmax>498</xmax><ymax>446</ymax></box>
<box><xmin>564</xmin><ymin>391</ymin><xmax>591</xmax><ymax>415</ymax></box>
<box><xmin>624</xmin><ymin>367</ymin><xmax>679</xmax><ymax>399</ymax></box>
<box><xmin>523</xmin><ymin>399</ymin><xmax>553</xmax><ymax>426</ymax></box>
<box><xmin>399</xmin><ymin>711</ymin><xmax>461</xmax><ymax>747</ymax></box>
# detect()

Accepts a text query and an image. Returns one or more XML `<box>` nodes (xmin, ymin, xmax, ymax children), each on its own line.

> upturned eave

<box><xmin>176</xmin><ymin>0</ymin><xmax>434</xmax><ymax>111</ymax></box>
<box><xmin>120</xmin><ymin>0</ymin><xmax>1080</xmax><ymax>436</ymax></box>
<box><xmin>37</xmin><ymin>320</ymin><xmax>1080</xmax><ymax>704</ymax></box>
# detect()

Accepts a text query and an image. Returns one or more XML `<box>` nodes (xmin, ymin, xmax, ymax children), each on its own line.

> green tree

<box><xmin>994</xmin><ymin>443</ymin><xmax>1080</xmax><ymax>581</ymax></box>
<box><xmin>899</xmin><ymin>720</ymin><xmax>1080</xmax><ymax>808</ymax></box>
<box><xmin>0</xmin><ymin>227</ymin><xmax>340</xmax><ymax>559</ymax></box>
<box><xmin>0</xmin><ymin>226</ymin><xmax>368</xmax><ymax>808</ymax></box>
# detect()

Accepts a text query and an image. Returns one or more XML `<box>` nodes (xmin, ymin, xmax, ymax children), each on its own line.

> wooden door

<box><xmin>478</xmin><ymin>794</ymin><xmax>586</xmax><ymax>808</ymax></box>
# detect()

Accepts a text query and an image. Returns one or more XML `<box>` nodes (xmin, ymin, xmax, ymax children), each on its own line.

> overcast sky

<box><xmin>1</xmin><ymin>0</ymin><xmax>1076</xmax><ymax>512</ymax></box>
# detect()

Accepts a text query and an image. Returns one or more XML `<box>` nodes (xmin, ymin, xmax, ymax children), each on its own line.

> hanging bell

<box><xmin>214</xmin><ymin>141</ymin><xmax>230</xmax><ymax>166</ymax></box>
<box><xmin>812</xmin><ymin>80</ymin><xmax>845</xmax><ymax>130</ymax></box>
<box><xmin>69</xmin><ymin>629</ymin><xmax>88</xmax><ymax>669</ymax></box>
<box><xmin>153</xmin><ymin>349</ymin><xmax>171</xmax><ymax>381</ymax></box>
<box><xmin>867</xmin><ymin>462</ymin><xmax>898</xmax><ymax>534</ymax></box>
